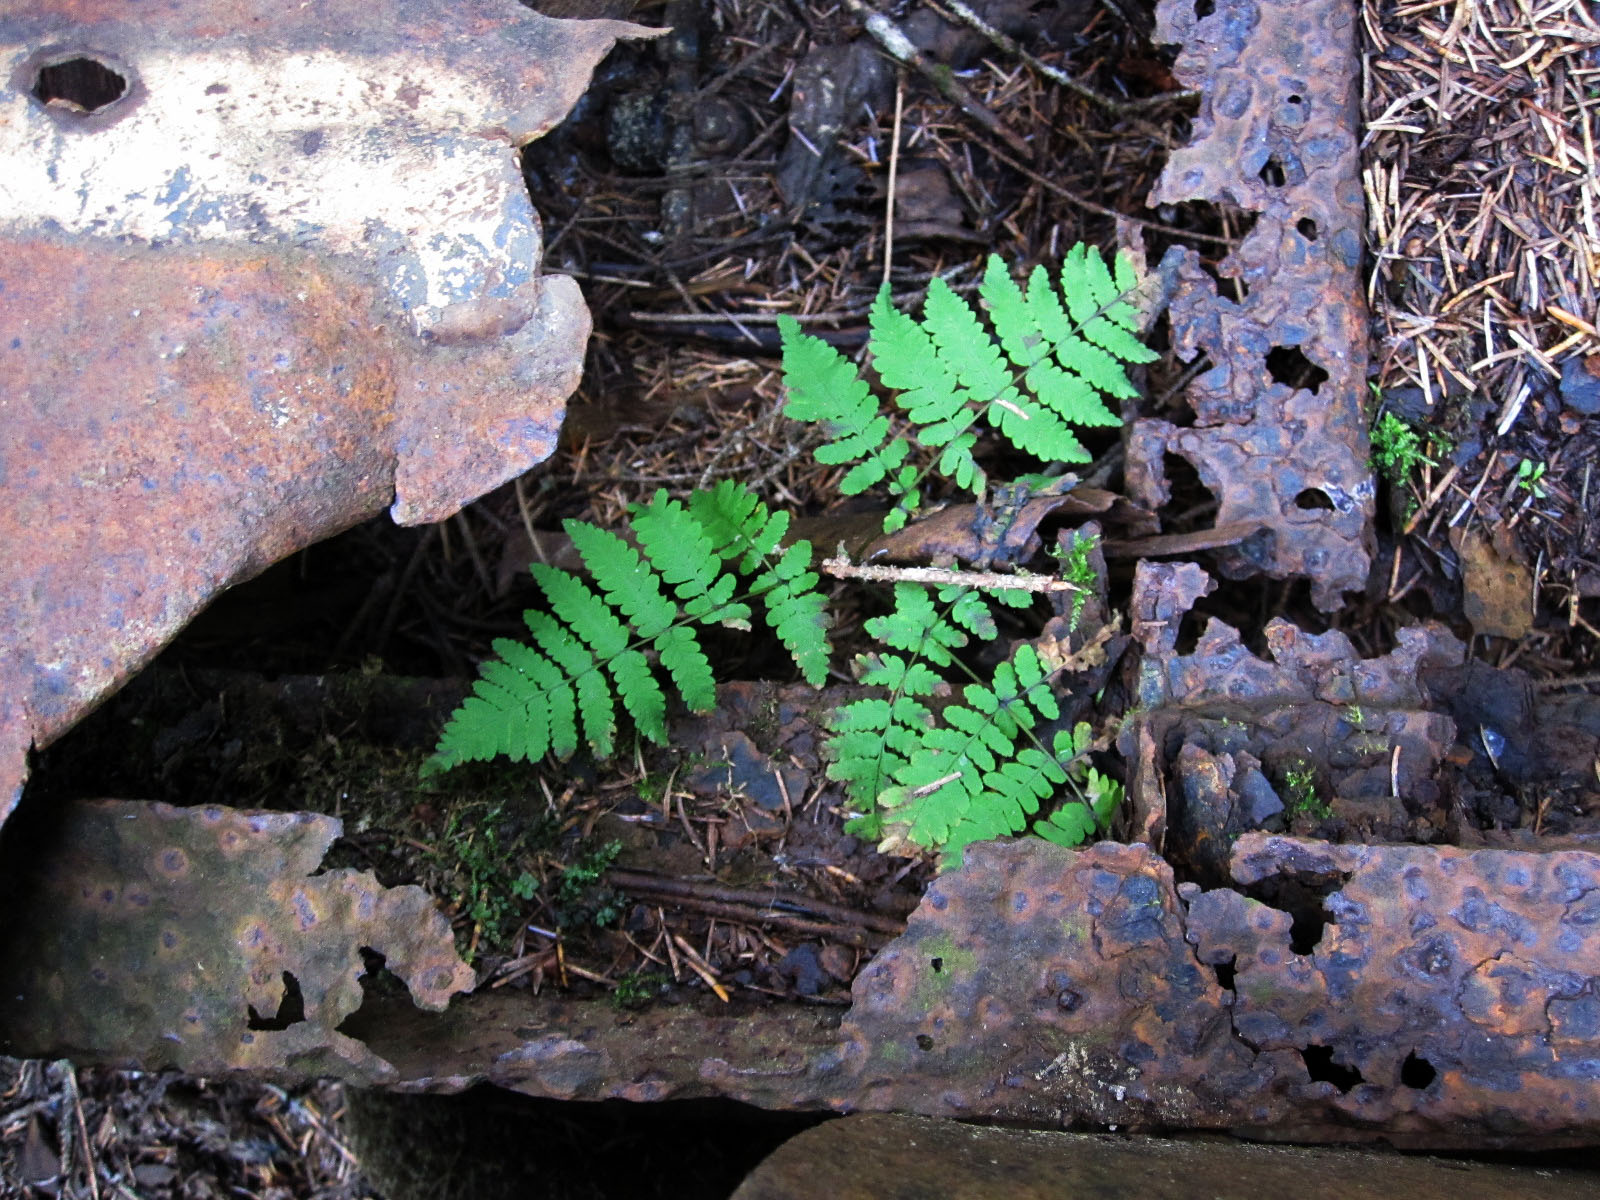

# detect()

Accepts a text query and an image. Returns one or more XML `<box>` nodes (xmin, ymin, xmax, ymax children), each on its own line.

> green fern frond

<box><xmin>1031</xmin><ymin>721</ymin><xmax>1123</xmax><ymax>847</ymax></box>
<box><xmin>829</xmin><ymin>583</ymin><xmax>985</xmax><ymax>833</ymax></box>
<box><xmin>1033</xmin><ymin>763</ymin><xmax>1121</xmax><ymax>847</ymax></box>
<box><xmin>630</xmin><ymin>491</ymin><xmax>749</xmax><ymax>628</ymax></box>
<box><xmin>780</xmin><ymin>247</ymin><xmax>1152</xmax><ymax>532</ymax></box>
<box><xmin>830</xmin><ymin>569</ymin><xmax>1121</xmax><ymax>863</ymax></box>
<box><xmin>426</xmin><ymin>482</ymin><xmax>832</xmax><ymax>774</ymax></box>
<box><xmin>432</xmin><ymin>249</ymin><xmax>1145</xmax><ymax>870</ymax></box>
<box><xmin>872</xmin><ymin>643</ymin><xmax>1068</xmax><ymax>863</ymax></box>
<box><xmin>778</xmin><ymin>321</ymin><xmax>917</xmax><ymax>508</ymax></box>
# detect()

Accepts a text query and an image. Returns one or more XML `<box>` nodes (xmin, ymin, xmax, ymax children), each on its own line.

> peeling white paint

<box><xmin>0</xmin><ymin>47</ymin><xmax>539</xmax><ymax>332</ymax></box>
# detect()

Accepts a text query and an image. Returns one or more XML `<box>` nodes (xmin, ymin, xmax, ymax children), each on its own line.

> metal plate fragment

<box><xmin>0</xmin><ymin>800</ymin><xmax>474</xmax><ymax>1081</ymax></box>
<box><xmin>0</xmin><ymin>0</ymin><xmax>656</xmax><ymax>826</ymax></box>
<box><xmin>1132</xmin><ymin>0</ymin><xmax>1375</xmax><ymax>610</ymax></box>
<box><xmin>838</xmin><ymin>835</ymin><xmax>1600</xmax><ymax>1145</ymax></box>
<box><xmin>9</xmin><ymin>775</ymin><xmax>1600</xmax><ymax>1141</ymax></box>
<box><xmin>1200</xmin><ymin>833</ymin><xmax>1600</xmax><ymax>1143</ymax></box>
<box><xmin>1121</xmin><ymin>560</ymin><xmax>1464</xmax><ymax>865</ymax></box>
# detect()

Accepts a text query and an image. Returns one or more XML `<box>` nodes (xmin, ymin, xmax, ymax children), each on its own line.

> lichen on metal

<box><xmin>0</xmin><ymin>0</ymin><xmax>656</xmax><ymax>825</ymax></box>
<box><xmin>1131</xmin><ymin>0</ymin><xmax>1375</xmax><ymax>611</ymax></box>
<box><xmin>0</xmin><ymin>800</ymin><xmax>475</xmax><ymax>1080</ymax></box>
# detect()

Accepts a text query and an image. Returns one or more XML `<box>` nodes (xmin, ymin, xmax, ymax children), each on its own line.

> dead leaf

<box><xmin>1451</xmin><ymin>526</ymin><xmax>1535</xmax><ymax>639</ymax></box>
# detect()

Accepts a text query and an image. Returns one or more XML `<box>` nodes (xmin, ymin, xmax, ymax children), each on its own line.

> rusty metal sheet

<box><xmin>1200</xmin><ymin>833</ymin><xmax>1600</xmax><ymax>1144</ymax></box>
<box><xmin>0</xmin><ymin>0</ymin><xmax>655</xmax><ymax>826</ymax></box>
<box><xmin>0</xmin><ymin>799</ymin><xmax>474</xmax><ymax>1081</ymax></box>
<box><xmin>1131</xmin><ymin>0</ymin><xmax>1375</xmax><ymax>610</ymax></box>
<box><xmin>835</xmin><ymin>835</ymin><xmax>1600</xmax><ymax>1145</ymax></box>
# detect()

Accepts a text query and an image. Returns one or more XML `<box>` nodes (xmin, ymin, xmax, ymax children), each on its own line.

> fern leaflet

<box><xmin>426</xmin><ymin>483</ymin><xmax>832</xmax><ymax>774</ymax></box>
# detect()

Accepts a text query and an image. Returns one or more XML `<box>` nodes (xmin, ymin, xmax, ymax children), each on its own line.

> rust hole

<box><xmin>32</xmin><ymin>55</ymin><xmax>128</xmax><ymax>113</ymax></box>
<box><xmin>1194</xmin><ymin>0</ymin><xmax>1215</xmax><ymax>17</ymax></box>
<box><xmin>1265</xmin><ymin>345</ymin><xmax>1330</xmax><ymax>394</ymax></box>
<box><xmin>1173</xmin><ymin>606</ymin><xmax>1206</xmax><ymax>656</ymax></box>
<box><xmin>1400</xmin><ymin>1051</ymin><xmax>1437</xmax><ymax>1089</ymax></box>
<box><xmin>246</xmin><ymin>970</ymin><xmax>306</xmax><ymax>1031</ymax></box>
<box><xmin>1301</xmin><ymin>1044</ymin><xmax>1363</xmax><ymax>1093</ymax></box>
<box><xmin>929</xmin><ymin>956</ymin><xmax>944</xmax><ymax>973</ymax></box>
<box><xmin>915</xmin><ymin>1034</ymin><xmax>935</xmax><ymax>1051</ymax></box>
<box><xmin>1259</xmin><ymin>156</ymin><xmax>1288</xmax><ymax>187</ymax></box>
<box><xmin>1155</xmin><ymin>451</ymin><xmax>1219</xmax><ymax>553</ymax></box>
<box><xmin>1211</xmin><ymin>956</ymin><xmax>1237</xmax><ymax>992</ymax></box>
<box><xmin>1297</xmin><ymin>217</ymin><xmax>1319</xmax><ymax>241</ymax></box>
<box><xmin>1287</xmin><ymin>897</ymin><xmax>1327</xmax><ymax>954</ymax></box>
<box><xmin>1294</xmin><ymin>488</ymin><xmax>1335</xmax><ymax>511</ymax></box>
<box><xmin>1242</xmin><ymin>864</ymin><xmax>1350</xmax><ymax>955</ymax></box>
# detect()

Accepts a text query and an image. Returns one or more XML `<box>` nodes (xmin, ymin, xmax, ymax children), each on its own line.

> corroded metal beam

<box><xmin>1130</xmin><ymin>0</ymin><xmax>1376</xmax><ymax>610</ymax></box>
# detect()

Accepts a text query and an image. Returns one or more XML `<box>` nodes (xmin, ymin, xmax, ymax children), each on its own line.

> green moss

<box><xmin>425</xmin><ymin>800</ymin><xmax>549</xmax><ymax>961</ymax></box>
<box><xmin>610</xmin><ymin>969</ymin><xmax>669</xmax><ymax>1009</ymax></box>
<box><xmin>553</xmin><ymin>838</ymin><xmax>626</xmax><ymax>930</ymax></box>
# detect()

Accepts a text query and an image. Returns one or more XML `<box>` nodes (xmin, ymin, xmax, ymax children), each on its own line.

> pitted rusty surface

<box><xmin>0</xmin><ymin>0</ymin><xmax>654</xmax><ymax>824</ymax></box>
<box><xmin>11</xmin><ymin>815</ymin><xmax>1600</xmax><ymax>1145</ymax></box>
<box><xmin>416</xmin><ymin>836</ymin><xmax>1600</xmax><ymax>1147</ymax></box>
<box><xmin>1120</xmin><ymin>561</ymin><xmax>1462</xmax><ymax>856</ymax></box>
<box><xmin>1196</xmin><ymin>833</ymin><xmax>1600</xmax><ymax>1144</ymax></box>
<box><xmin>833</xmin><ymin>841</ymin><xmax>1239</xmax><ymax>1128</ymax></box>
<box><xmin>0</xmin><ymin>800</ymin><xmax>474</xmax><ymax>1080</ymax></box>
<box><xmin>1131</xmin><ymin>0</ymin><xmax>1374</xmax><ymax>610</ymax></box>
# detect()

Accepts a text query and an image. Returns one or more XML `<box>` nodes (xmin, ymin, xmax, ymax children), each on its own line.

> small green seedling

<box><xmin>1054</xmin><ymin>528</ymin><xmax>1099</xmax><ymax>630</ymax></box>
<box><xmin>1513</xmin><ymin>458</ymin><xmax>1548</xmax><ymax>500</ymax></box>
<box><xmin>1282</xmin><ymin>759</ymin><xmax>1331</xmax><ymax>821</ymax></box>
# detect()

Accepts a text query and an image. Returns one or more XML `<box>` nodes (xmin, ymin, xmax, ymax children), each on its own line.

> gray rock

<box><xmin>1560</xmin><ymin>353</ymin><xmax>1600</xmax><ymax>416</ymax></box>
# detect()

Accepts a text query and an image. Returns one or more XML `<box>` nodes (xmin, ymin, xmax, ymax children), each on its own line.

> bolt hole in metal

<box><xmin>32</xmin><ymin>55</ymin><xmax>127</xmax><ymax>113</ymax></box>
<box><xmin>1295</xmin><ymin>488</ymin><xmax>1336</xmax><ymax>512</ymax></box>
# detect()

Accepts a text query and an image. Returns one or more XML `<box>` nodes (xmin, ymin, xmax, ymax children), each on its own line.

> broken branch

<box><xmin>821</xmin><ymin>554</ymin><xmax>1085</xmax><ymax>593</ymax></box>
